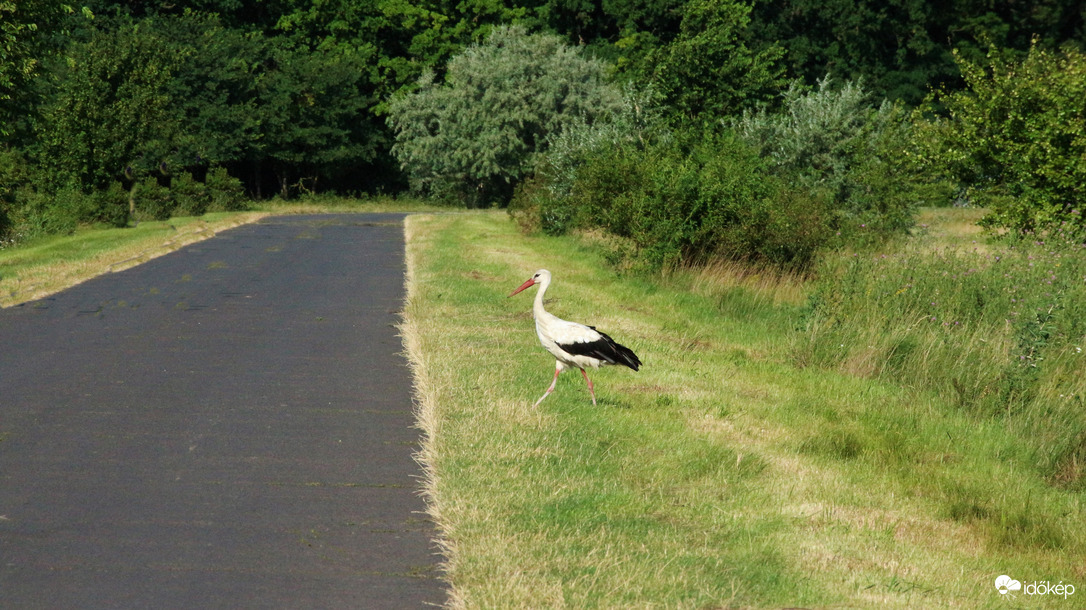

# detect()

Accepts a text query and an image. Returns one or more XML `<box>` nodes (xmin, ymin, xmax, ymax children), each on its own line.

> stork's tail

<box><xmin>600</xmin><ymin>332</ymin><xmax>641</xmax><ymax>371</ymax></box>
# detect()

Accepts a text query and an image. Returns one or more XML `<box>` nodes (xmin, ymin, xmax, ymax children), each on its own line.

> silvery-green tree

<box><xmin>387</xmin><ymin>25</ymin><xmax>622</xmax><ymax>207</ymax></box>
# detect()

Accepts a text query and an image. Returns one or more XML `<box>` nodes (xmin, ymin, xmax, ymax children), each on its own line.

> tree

<box><xmin>0</xmin><ymin>1</ymin><xmax>84</xmax><ymax>140</ymax></box>
<box><xmin>913</xmin><ymin>42</ymin><xmax>1086</xmax><ymax>235</ymax></box>
<box><xmin>747</xmin><ymin>0</ymin><xmax>1086</xmax><ymax>105</ymax></box>
<box><xmin>0</xmin><ymin>2</ymin><xmax>39</xmax><ymax>137</ymax></box>
<box><xmin>253</xmin><ymin>39</ymin><xmax>380</xmax><ymax>197</ymax></box>
<box><xmin>32</xmin><ymin>17</ymin><xmax>182</xmax><ymax>195</ymax></box>
<box><xmin>387</xmin><ymin>25</ymin><xmax>622</xmax><ymax>206</ymax></box>
<box><xmin>649</xmin><ymin>0</ymin><xmax>785</xmax><ymax>123</ymax></box>
<box><xmin>155</xmin><ymin>11</ymin><xmax>265</xmax><ymax>172</ymax></box>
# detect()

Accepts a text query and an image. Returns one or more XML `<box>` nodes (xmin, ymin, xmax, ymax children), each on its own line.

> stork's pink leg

<box><xmin>580</xmin><ymin>369</ymin><xmax>596</xmax><ymax>405</ymax></box>
<box><xmin>534</xmin><ymin>366</ymin><xmax>561</xmax><ymax>407</ymax></box>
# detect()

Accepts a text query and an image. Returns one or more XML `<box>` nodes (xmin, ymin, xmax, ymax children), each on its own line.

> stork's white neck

<box><xmin>533</xmin><ymin>272</ymin><xmax>551</xmax><ymax>319</ymax></box>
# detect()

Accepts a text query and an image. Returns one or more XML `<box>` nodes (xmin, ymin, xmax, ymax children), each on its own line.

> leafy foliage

<box><xmin>387</xmin><ymin>25</ymin><xmax>622</xmax><ymax>207</ymax></box>
<box><xmin>649</xmin><ymin>0</ymin><xmax>784</xmax><ymax>123</ymax></box>
<box><xmin>3</xmin><ymin>0</ymin><xmax>1086</xmax><ymax>241</ymax></box>
<box><xmin>734</xmin><ymin>77</ymin><xmax>941</xmax><ymax>240</ymax></box>
<box><xmin>32</xmin><ymin>16</ymin><xmax>181</xmax><ymax>194</ymax></box>
<box><xmin>913</xmin><ymin>42</ymin><xmax>1086</xmax><ymax>235</ymax></box>
<box><xmin>0</xmin><ymin>1</ymin><xmax>81</xmax><ymax>139</ymax></box>
<box><xmin>252</xmin><ymin>38</ymin><xmax>380</xmax><ymax>197</ymax></box>
<box><xmin>748</xmin><ymin>0</ymin><xmax>1086</xmax><ymax>104</ymax></box>
<box><xmin>516</xmin><ymin>77</ymin><xmax>938</xmax><ymax>270</ymax></box>
<box><xmin>515</xmin><ymin>120</ymin><xmax>835</xmax><ymax>270</ymax></box>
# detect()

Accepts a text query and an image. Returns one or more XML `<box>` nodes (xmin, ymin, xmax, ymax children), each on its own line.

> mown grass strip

<box><xmin>403</xmin><ymin>211</ymin><xmax>1084</xmax><ymax>608</ymax></box>
<box><xmin>0</xmin><ymin>197</ymin><xmax>443</xmax><ymax>308</ymax></box>
<box><xmin>0</xmin><ymin>212</ymin><xmax>270</xmax><ymax>307</ymax></box>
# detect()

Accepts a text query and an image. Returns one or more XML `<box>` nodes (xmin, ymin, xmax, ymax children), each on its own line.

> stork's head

<box><xmin>509</xmin><ymin>269</ymin><xmax>550</xmax><ymax>297</ymax></box>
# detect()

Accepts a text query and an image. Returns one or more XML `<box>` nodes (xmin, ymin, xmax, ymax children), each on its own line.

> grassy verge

<box><xmin>403</xmin><ymin>211</ymin><xmax>1084</xmax><ymax>608</ymax></box>
<box><xmin>0</xmin><ymin>212</ymin><xmax>269</xmax><ymax>307</ymax></box>
<box><xmin>0</xmin><ymin>196</ymin><xmax>442</xmax><ymax>307</ymax></box>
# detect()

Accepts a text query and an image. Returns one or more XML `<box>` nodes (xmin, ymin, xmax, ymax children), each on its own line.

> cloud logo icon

<box><xmin>995</xmin><ymin>575</ymin><xmax>1022</xmax><ymax>595</ymax></box>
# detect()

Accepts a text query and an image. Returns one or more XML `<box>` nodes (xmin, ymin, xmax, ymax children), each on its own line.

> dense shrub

<box><xmin>510</xmin><ymin>86</ymin><xmax>672</xmax><ymax>235</ymax></box>
<box><xmin>169</xmin><ymin>172</ymin><xmax>211</xmax><ymax>217</ymax></box>
<box><xmin>912</xmin><ymin>42</ymin><xmax>1086</xmax><ymax>235</ymax></box>
<box><xmin>515</xmin><ymin>128</ymin><xmax>834</xmax><ymax>270</ymax></box>
<box><xmin>515</xmin><ymin>77</ymin><xmax>938</xmax><ymax>273</ymax></box>
<box><xmin>15</xmin><ymin>183</ymin><xmax>128</xmax><ymax>235</ymax></box>
<box><xmin>2</xmin><ymin>164</ymin><xmax>247</xmax><ymax>242</ymax></box>
<box><xmin>133</xmin><ymin>177</ymin><xmax>174</xmax><ymax>221</ymax></box>
<box><xmin>204</xmin><ymin>166</ymin><xmax>246</xmax><ymax>212</ymax></box>
<box><xmin>387</xmin><ymin>25</ymin><xmax>622</xmax><ymax>207</ymax></box>
<box><xmin>734</xmin><ymin>77</ymin><xmax>941</xmax><ymax>241</ymax></box>
<box><xmin>132</xmin><ymin>167</ymin><xmax>248</xmax><ymax>221</ymax></box>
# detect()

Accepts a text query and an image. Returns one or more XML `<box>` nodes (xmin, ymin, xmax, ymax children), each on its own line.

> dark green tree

<box><xmin>649</xmin><ymin>0</ymin><xmax>785</xmax><ymax>123</ymax></box>
<box><xmin>32</xmin><ymin>17</ymin><xmax>181</xmax><ymax>194</ymax></box>
<box><xmin>253</xmin><ymin>38</ymin><xmax>380</xmax><ymax>197</ymax></box>
<box><xmin>151</xmin><ymin>12</ymin><xmax>264</xmax><ymax>171</ymax></box>
<box><xmin>748</xmin><ymin>0</ymin><xmax>1086</xmax><ymax>104</ymax></box>
<box><xmin>1</xmin><ymin>1</ymin><xmax>88</xmax><ymax>141</ymax></box>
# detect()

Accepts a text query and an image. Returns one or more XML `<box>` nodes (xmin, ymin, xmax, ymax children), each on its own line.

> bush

<box><xmin>913</xmin><ymin>42</ymin><xmax>1086</xmax><ymax>234</ymax></box>
<box><xmin>170</xmin><ymin>172</ymin><xmax>211</xmax><ymax>217</ymax></box>
<box><xmin>733</xmin><ymin>76</ymin><xmax>939</xmax><ymax>242</ymax></box>
<box><xmin>517</xmin><ymin>128</ymin><xmax>834</xmax><ymax>271</ymax></box>
<box><xmin>205</xmin><ymin>166</ymin><xmax>246</xmax><ymax>212</ymax></box>
<box><xmin>132</xmin><ymin>177</ymin><xmax>174</xmax><ymax>221</ymax></box>
<box><xmin>15</xmin><ymin>182</ymin><xmax>128</xmax><ymax>236</ymax></box>
<box><xmin>131</xmin><ymin>166</ymin><xmax>247</xmax><ymax>220</ymax></box>
<box><xmin>510</xmin><ymin>86</ymin><xmax>670</xmax><ymax>239</ymax></box>
<box><xmin>387</xmin><ymin>25</ymin><xmax>622</xmax><ymax>207</ymax></box>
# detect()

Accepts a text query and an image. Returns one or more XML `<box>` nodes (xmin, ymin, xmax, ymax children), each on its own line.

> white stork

<box><xmin>509</xmin><ymin>269</ymin><xmax>641</xmax><ymax>406</ymax></box>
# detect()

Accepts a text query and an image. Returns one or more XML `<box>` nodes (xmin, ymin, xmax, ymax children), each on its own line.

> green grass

<box><xmin>799</xmin><ymin>215</ymin><xmax>1086</xmax><ymax>489</ymax></box>
<box><xmin>403</xmin><ymin>210</ymin><xmax>1085</xmax><ymax>608</ymax></box>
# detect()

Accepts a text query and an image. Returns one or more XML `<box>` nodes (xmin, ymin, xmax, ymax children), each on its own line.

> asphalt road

<box><xmin>0</xmin><ymin>214</ymin><xmax>445</xmax><ymax>608</ymax></box>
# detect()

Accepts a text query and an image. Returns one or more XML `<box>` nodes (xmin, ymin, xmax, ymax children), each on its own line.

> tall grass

<box><xmin>798</xmin><ymin>236</ymin><xmax>1086</xmax><ymax>489</ymax></box>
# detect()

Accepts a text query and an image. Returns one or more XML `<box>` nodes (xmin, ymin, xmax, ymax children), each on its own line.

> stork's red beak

<box><xmin>508</xmin><ymin>278</ymin><xmax>535</xmax><ymax>297</ymax></box>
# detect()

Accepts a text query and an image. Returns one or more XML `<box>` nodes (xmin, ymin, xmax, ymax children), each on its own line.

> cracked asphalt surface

<box><xmin>0</xmin><ymin>214</ymin><xmax>445</xmax><ymax>608</ymax></box>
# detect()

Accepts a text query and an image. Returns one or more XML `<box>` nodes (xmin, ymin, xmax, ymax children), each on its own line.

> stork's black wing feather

<box><xmin>557</xmin><ymin>327</ymin><xmax>641</xmax><ymax>371</ymax></box>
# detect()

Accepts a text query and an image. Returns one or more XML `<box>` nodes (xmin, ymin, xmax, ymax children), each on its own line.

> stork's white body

<box><xmin>510</xmin><ymin>269</ymin><xmax>641</xmax><ymax>406</ymax></box>
<box><xmin>532</xmin><ymin>299</ymin><xmax>609</xmax><ymax>373</ymax></box>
